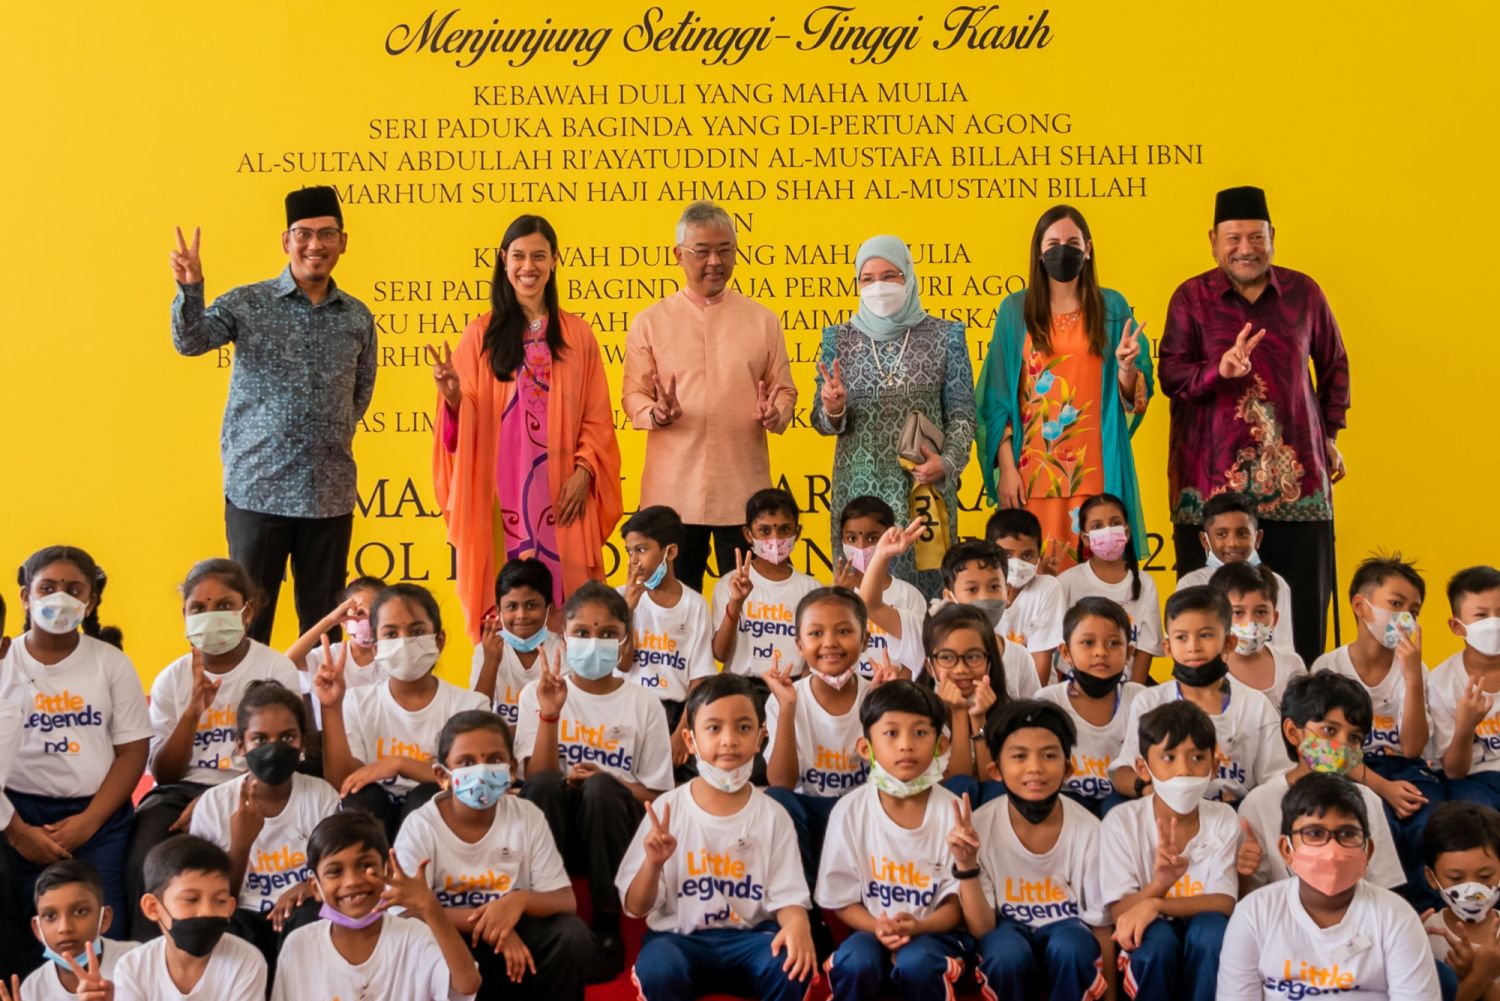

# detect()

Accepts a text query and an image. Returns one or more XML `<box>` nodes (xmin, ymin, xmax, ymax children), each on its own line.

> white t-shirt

<box><xmin>1098</xmin><ymin>795</ymin><xmax>1239</xmax><ymax>907</ymax></box>
<box><xmin>711</xmin><ymin>566</ymin><xmax>820</xmax><ymax>677</ymax></box>
<box><xmin>21</xmin><ymin>938</ymin><xmax>139</xmax><ymax>1001</ymax></box>
<box><xmin>189</xmin><ymin>772</ymin><xmax>340</xmax><ymax>912</ymax></box>
<box><xmin>997</xmin><ymin>574</ymin><xmax>1066</xmax><ymax>655</ymax></box>
<box><xmin>0</xmin><ymin>696</ymin><xmax>19</xmax><ymax>828</ymax></box>
<box><xmin>300</xmin><ymin>641</ymin><xmax>385</xmax><ymax>730</ymax></box>
<box><xmin>271</xmin><ymin>915</ymin><xmax>475</xmax><ymax>1001</ymax></box>
<box><xmin>513</xmin><ymin>677</ymin><xmax>673</xmax><ymax>791</ymax></box>
<box><xmin>1216</xmin><ymin>878</ymin><xmax>1439</xmax><ymax>1001</ymax></box>
<box><xmin>1037</xmin><ymin>680</ymin><xmax>1145</xmax><ymax>801</ymax></box>
<box><xmin>765</xmin><ymin>676</ymin><xmax>870</xmax><ymax>797</ymax></box>
<box><xmin>466</xmin><ymin>634</ymin><xmax>565</xmax><ymax>730</ymax></box>
<box><xmin>1000</xmin><ymin>638</ymin><xmax>1042</xmax><ymax>700</ymax></box>
<box><xmin>394</xmin><ymin>794</ymin><xmax>570</xmax><ymax>909</ymax></box>
<box><xmin>615</xmin><ymin>781</ymin><xmax>811</xmax><ymax>934</ymax></box>
<box><xmin>343</xmin><ymin>680</ymin><xmax>489</xmax><ymax>797</ymax></box>
<box><xmin>617</xmin><ymin>585</ymin><xmax>716</xmax><ymax>703</ymax></box>
<box><xmin>114</xmin><ymin>931</ymin><xmax>266</xmax><ymax>1001</ymax></box>
<box><xmin>973</xmin><ymin>795</ymin><xmax>1105</xmax><ymax>927</ymax></box>
<box><xmin>859</xmin><ymin>580</ymin><xmax>927</xmax><ymax>679</ymax></box>
<box><xmin>1176</xmin><ymin>565</ymin><xmax>1297</xmax><ymax>652</ymax></box>
<box><xmin>1059</xmin><ymin>562</ymin><xmax>1165</xmax><ymax>657</ymax></box>
<box><xmin>1237</xmin><ymin>768</ymin><xmax>1405</xmax><ymax>890</ymax></box>
<box><xmin>816</xmin><ymin>782</ymin><xmax>959</xmax><ymax>920</ymax></box>
<box><xmin>0</xmin><ymin>635</ymin><xmax>152</xmax><ymax>798</ymax></box>
<box><xmin>1109</xmin><ymin>676</ymin><xmax>1283</xmax><ymax>803</ymax></box>
<box><xmin>1312</xmin><ymin>646</ymin><xmax>1433</xmax><ymax>760</ymax></box>
<box><xmin>149</xmin><ymin>642</ymin><xmax>301</xmax><ymax>786</ymax></box>
<box><xmin>1232</xmin><ymin>647</ymin><xmax>1307</xmax><ymax>713</ymax></box>
<box><xmin>1429</xmin><ymin>651</ymin><xmax>1500</xmax><ymax>775</ymax></box>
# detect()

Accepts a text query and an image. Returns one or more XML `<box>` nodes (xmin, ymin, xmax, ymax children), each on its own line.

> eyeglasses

<box><xmin>288</xmin><ymin>226</ymin><xmax>343</xmax><ymax>243</ymax></box>
<box><xmin>1291</xmin><ymin>825</ymin><xmax>1367</xmax><ymax>848</ymax></box>
<box><xmin>857</xmin><ymin>271</ymin><xmax>905</xmax><ymax>287</ymax></box>
<box><xmin>931</xmin><ymin>650</ymin><xmax>989</xmax><ymax>669</ymax></box>
<box><xmin>679</xmin><ymin>245</ymin><xmax>735</xmax><ymax>262</ymax></box>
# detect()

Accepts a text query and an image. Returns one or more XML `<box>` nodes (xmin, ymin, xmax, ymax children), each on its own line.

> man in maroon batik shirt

<box><xmin>1158</xmin><ymin>186</ymin><xmax>1350</xmax><ymax>666</ymax></box>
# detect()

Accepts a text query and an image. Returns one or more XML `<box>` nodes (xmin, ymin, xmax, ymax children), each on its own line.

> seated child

<box><xmin>514</xmin><ymin>580</ymin><xmax>673</xmax><ymax>980</ymax></box>
<box><xmin>1236</xmin><ymin>672</ymin><xmax>1405</xmax><ymax>893</ymax></box>
<box><xmin>1209</xmin><ymin>562</ymin><xmax>1306</xmax><ymax>709</ymax></box>
<box><xmin>1059</xmin><ymin>493</ymin><xmax>1164</xmax><ymax>684</ymax></box>
<box><xmin>1038</xmin><ymin>596</ymin><xmax>1146</xmax><ymax>815</ymax></box>
<box><xmin>113</xmin><ymin>835</ymin><xmax>267</xmax><ymax>1001</ymax></box>
<box><xmin>1432</xmin><ymin>566</ymin><xmax>1500</xmax><ymax>810</ymax></box>
<box><xmin>763</xmin><ymin>587</ymin><xmax>873</xmax><ymax>890</ymax></box>
<box><xmin>271</xmin><ymin>812</ymin><xmax>480</xmax><ymax>1001</ymax></box>
<box><xmin>950</xmin><ymin>700</ymin><xmax>1114</xmax><ymax>1001</ymax></box>
<box><xmin>816</xmin><ymin>681</ymin><xmax>970</xmax><ymax>1001</ymax></box>
<box><xmin>618</xmin><ymin>674</ymin><xmax>816</xmax><ymax>1001</ymax></box>
<box><xmin>188</xmin><ymin>681</ymin><xmax>337</xmax><ymax>970</ymax></box>
<box><xmin>987</xmin><ymin>509</ymin><xmax>1066</xmax><ymax>689</ymax></box>
<box><xmin>923</xmin><ymin>603</ymin><xmax>1012</xmax><ymax>802</ymax></box>
<box><xmin>835</xmin><ymin>496</ymin><xmax>927</xmax><ymax>679</ymax></box>
<box><xmin>318</xmin><ymin>583</ymin><xmax>489</xmax><ymax>842</ymax></box>
<box><xmin>469</xmin><ymin>558</ymin><xmax>565</xmax><ymax>729</ymax></box>
<box><xmin>395</xmin><ymin>710</ymin><xmax>591</xmax><ymax>1000</ymax></box>
<box><xmin>1216</xmin><ymin>774</ymin><xmax>1440</xmax><ymax>1001</ymax></box>
<box><xmin>1100</xmin><ymin>701</ymin><xmax>1238</xmax><ymax>1001</ymax></box>
<box><xmin>1174</xmin><ymin>491</ymin><xmax>1295</xmax><ymax>648</ymax></box>
<box><xmin>23</xmin><ymin>860</ymin><xmax>140</xmax><ymax>1001</ymax></box>
<box><xmin>1109</xmin><ymin>586</ymin><xmax>1282</xmax><ymax>806</ymax></box>
<box><xmin>286</xmin><ymin>575</ymin><xmax>386</xmax><ymax>730</ymax></box>
<box><xmin>711</xmin><ymin>488</ymin><xmax>820</xmax><ymax>682</ymax></box>
<box><xmin>1422</xmin><ymin>801</ymin><xmax>1500</xmax><ymax>1000</ymax></box>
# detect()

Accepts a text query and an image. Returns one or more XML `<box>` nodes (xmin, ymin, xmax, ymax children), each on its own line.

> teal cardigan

<box><xmin>975</xmin><ymin>288</ymin><xmax>1155</xmax><ymax>559</ymax></box>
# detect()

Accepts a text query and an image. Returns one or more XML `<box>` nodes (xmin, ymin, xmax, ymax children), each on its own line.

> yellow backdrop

<box><xmin>3</xmin><ymin>1</ymin><xmax>1494</xmax><ymax>684</ymax></box>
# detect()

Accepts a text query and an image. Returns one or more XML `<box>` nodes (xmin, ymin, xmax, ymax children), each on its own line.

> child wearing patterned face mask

<box><xmin>1059</xmin><ymin>493</ymin><xmax>1163</xmax><ymax>684</ymax></box>
<box><xmin>1422</xmin><ymin>801</ymin><xmax>1500</xmax><ymax>998</ymax></box>
<box><xmin>23</xmin><ymin>860</ymin><xmax>140</xmax><ymax>1001</ymax></box>
<box><xmin>393</xmin><ymin>710</ymin><xmax>590</xmax><ymax>999</ymax></box>
<box><xmin>317</xmin><ymin>584</ymin><xmax>488</xmax><ymax>846</ymax></box>
<box><xmin>620</xmin><ymin>673</ymin><xmax>817</xmax><ymax>1001</ymax></box>
<box><xmin>1217</xmin><ymin>774</ymin><xmax>1440</xmax><ymax>1001</ymax></box>
<box><xmin>1210</xmin><ymin>561</ymin><xmax>1306</xmax><ymax>709</ymax></box>
<box><xmin>469</xmin><ymin>558</ymin><xmax>565</xmax><ymax>732</ymax></box>
<box><xmin>1433</xmin><ymin>566</ymin><xmax>1500</xmax><ymax>816</ymax></box>
<box><xmin>835</xmin><ymin>496</ymin><xmax>927</xmax><ymax>680</ymax></box>
<box><xmin>286</xmin><ymin>575</ymin><xmax>387</xmax><ymax>732</ymax></box>
<box><xmin>986</xmin><ymin>509</ymin><xmax>1066</xmax><ymax>690</ymax></box>
<box><xmin>514</xmin><ymin>580</ymin><xmax>672</xmax><ymax>982</ymax></box>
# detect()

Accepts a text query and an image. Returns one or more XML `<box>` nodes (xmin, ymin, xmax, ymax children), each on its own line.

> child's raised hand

<box><xmin>947</xmin><ymin>794</ymin><xmax>980</xmax><ymax>869</ymax></box>
<box><xmin>623</xmin><ymin>563</ymin><xmax>647</xmax><ymax>611</ymax></box>
<box><xmin>642</xmin><ymin>801</ymin><xmax>678</xmax><ymax>866</ymax></box>
<box><xmin>726</xmin><ymin>549</ymin><xmax>754</xmax><ymax>607</ymax></box>
<box><xmin>312</xmin><ymin>634</ymin><xmax>348</xmax><ymax>708</ymax></box>
<box><xmin>378</xmin><ymin>850</ymin><xmax>438</xmax><ymax>916</ymax></box>
<box><xmin>189</xmin><ymin>649</ymin><xmax>221</xmax><ymax>717</ymax></box>
<box><xmin>63</xmin><ymin>941</ymin><xmax>112</xmax><ymax>1001</ymax></box>
<box><xmin>968</xmin><ymin>674</ymin><xmax>996</xmax><ymax>725</ymax></box>
<box><xmin>868</xmin><ymin>648</ymin><xmax>900</xmax><ymax>689</ymax></box>
<box><xmin>1441</xmin><ymin>926</ymin><xmax>1476</xmax><ymax>980</ymax></box>
<box><xmin>1152</xmin><ymin>816</ymin><xmax>1189</xmax><ymax>891</ymax></box>
<box><xmin>0</xmin><ymin>973</ymin><xmax>21</xmax><ymax>1001</ymax></box>
<box><xmin>499</xmin><ymin>934</ymin><xmax>536</xmax><ymax>984</ymax></box>
<box><xmin>1458</xmin><ymin>676</ymin><xmax>1497</xmax><ymax>730</ymax></box>
<box><xmin>763</xmin><ymin>651</ymin><xmax>798</xmax><ymax>708</ymax></box>
<box><xmin>230</xmin><ymin>776</ymin><xmax>266</xmax><ymax>846</ymax></box>
<box><xmin>875</xmin><ymin>519</ymin><xmax>926</xmax><ymax>561</ymax></box>
<box><xmin>535</xmin><ymin>645</ymin><xmax>569</xmax><ymax>717</ymax></box>
<box><xmin>1468</xmin><ymin>917</ymin><xmax>1500</xmax><ymax>982</ymax></box>
<box><xmin>833</xmin><ymin>557</ymin><xmax>862</xmax><ymax>590</ymax></box>
<box><xmin>935</xmin><ymin>675</ymin><xmax>968</xmax><ymax>711</ymax></box>
<box><xmin>1236</xmin><ymin>819</ymin><xmax>1263</xmax><ymax>878</ymax></box>
<box><xmin>1395</xmin><ymin>622</ymin><xmax>1423</xmax><ymax>675</ymax></box>
<box><xmin>478</xmin><ymin>609</ymin><xmax>504</xmax><ymax>662</ymax></box>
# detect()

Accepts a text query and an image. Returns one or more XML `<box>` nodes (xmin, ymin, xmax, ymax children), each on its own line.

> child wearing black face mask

<box><xmin>187</xmin><ymin>681</ymin><xmax>337</xmax><ymax>975</ymax></box>
<box><xmin>113</xmin><ymin>834</ymin><xmax>267</xmax><ymax>1001</ymax></box>
<box><xmin>1038</xmin><ymin>597</ymin><xmax>1145</xmax><ymax>816</ymax></box>
<box><xmin>949</xmin><ymin>699</ymin><xmax>1116</xmax><ymax>1001</ymax></box>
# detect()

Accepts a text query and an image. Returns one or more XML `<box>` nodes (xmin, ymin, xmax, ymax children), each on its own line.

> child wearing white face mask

<box><xmin>1432</xmin><ymin>567</ymin><xmax>1500</xmax><ymax>815</ymax></box>
<box><xmin>1210</xmin><ymin>561</ymin><xmax>1306</xmax><ymax>709</ymax></box>
<box><xmin>1422</xmin><ymin>801</ymin><xmax>1500</xmax><ymax>997</ymax></box>
<box><xmin>514</xmin><ymin>580</ymin><xmax>673</xmax><ymax>982</ymax></box>
<box><xmin>317</xmin><ymin>583</ymin><xmax>487</xmax><ymax>846</ymax></box>
<box><xmin>986</xmin><ymin>508</ymin><xmax>1066</xmax><ymax>690</ymax></box>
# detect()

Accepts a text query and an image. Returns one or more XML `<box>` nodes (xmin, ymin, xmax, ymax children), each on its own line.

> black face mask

<box><xmin>1173</xmin><ymin>656</ymin><xmax>1230</xmax><ymax>688</ymax></box>
<box><xmin>1040</xmin><ymin>245</ymin><xmax>1087</xmax><ymax>282</ymax></box>
<box><xmin>245</xmin><ymin>741</ymin><xmax>301</xmax><ymax>785</ymax></box>
<box><xmin>164</xmin><ymin>913</ymin><xmax>230</xmax><ymax>958</ymax></box>
<box><xmin>1070</xmin><ymin>669</ymin><xmax>1124</xmax><ymax>700</ymax></box>
<box><xmin>1008</xmin><ymin>790</ymin><xmax>1060</xmax><ymax>826</ymax></box>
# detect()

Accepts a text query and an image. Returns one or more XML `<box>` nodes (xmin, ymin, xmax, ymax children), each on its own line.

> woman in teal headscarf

<box><xmin>812</xmin><ymin>235</ymin><xmax>976</xmax><ymax>599</ymax></box>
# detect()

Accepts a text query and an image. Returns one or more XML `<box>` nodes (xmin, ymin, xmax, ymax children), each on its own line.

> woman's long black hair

<box><xmin>484</xmin><ymin>214</ymin><xmax>565</xmax><ymax>381</ymax></box>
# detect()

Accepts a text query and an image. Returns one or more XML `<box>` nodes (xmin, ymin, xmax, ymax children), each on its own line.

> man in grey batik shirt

<box><xmin>170</xmin><ymin>185</ymin><xmax>376</xmax><ymax>642</ymax></box>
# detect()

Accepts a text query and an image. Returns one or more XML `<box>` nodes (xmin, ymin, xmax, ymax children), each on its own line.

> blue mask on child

<box><xmin>501</xmin><ymin>627</ymin><xmax>550</xmax><ymax>653</ymax></box>
<box><xmin>566</xmin><ymin>637</ymin><xmax>621</xmax><ymax>680</ymax></box>
<box><xmin>43</xmin><ymin>939</ymin><xmax>102</xmax><ymax>971</ymax></box>
<box><xmin>449</xmin><ymin>763</ymin><xmax>511</xmax><ymax>809</ymax></box>
<box><xmin>643</xmin><ymin>561</ymin><xmax>669</xmax><ymax>591</ymax></box>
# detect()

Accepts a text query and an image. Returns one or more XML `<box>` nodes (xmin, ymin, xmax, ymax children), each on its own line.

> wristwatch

<box><xmin>952</xmin><ymin>864</ymin><xmax>981</xmax><ymax>881</ymax></box>
<box><xmin>970</xmin><ymin>726</ymin><xmax>986</xmax><ymax>743</ymax></box>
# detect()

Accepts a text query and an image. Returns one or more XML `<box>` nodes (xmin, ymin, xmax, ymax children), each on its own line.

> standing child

<box><xmin>835</xmin><ymin>496</ymin><xmax>928</xmax><ymax>679</ymax></box>
<box><xmin>986</xmin><ymin>509</ymin><xmax>1066</xmax><ymax>688</ymax></box>
<box><xmin>618</xmin><ymin>674</ymin><xmax>817</xmax><ymax>1001</ymax></box>
<box><xmin>113</xmin><ymin>835</ymin><xmax>267</xmax><ymax>1001</ymax></box>
<box><xmin>468</xmin><ymin>558</ymin><xmax>565</xmax><ymax>731</ymax></box>
<box><xmin>1432</xmin><ymin>566</ymin><xmax>1500</xmax><ymax>810</ymax></box>
<box><xmin>1038</xmin><ymin>596</ymin><xmax>1146</xmax><ymax>815</ymax></box>
<box><xmin>922</xmin><ymin>604</ymin><xmax>1008</xmax><ymax>802</ymax></box>
<box><xmin>0</xmin><ymin>546</ymin><xmax>151</xmax><ymax>942</ymax></box>
<box><xmin>711</xmin><ymin>488</ymin><xmax>820</xmax><ymax>683</ymax></box>
<box><xmin>1216</xmin><ymin>774</ymin><xmax>1440</xmax><ymax>1000</ymax></box>
<box><xmin>514</xmin><ymin>580</ymin><xmax>673</xmax><ymax>981</ymax></box>
<box><xmin>1422</xmin><ymin>801</ymin><xmax>1500</xmax><ymax>1000</ymax></box>
<box><xmin>286</xmin><ymin>575</ymin><xmax>386</xmax><ymax>730</ymax></box>
<box><xmin>395</xmin><ymin>710</ymin><xmax>591</xmax><ymax>1001</ymax></box>
<box><xmin>816</xmin><ymin>681</ymin><xmax>970</xmax><ymax>1001</ymax></box>
<box><xmin>1059</xmin><ymin>493</ymin><xmax>1164</xmax><ymax>683</ymax></box>
<box><xmin>1100</xmin><ymin>701</ymin><xmax>1238</xmax><ymax>1001</ymax></box>
<box><xmin>949</xmin><ymin>700</ymin><xmax>1114</xmax><ymax>1001</ymax></box>
<box><xmin>128</xmin><ymin>558</ymin><xmax>300</xmax><ymax>939</ymax></box>
<box><xmin>270</xmin><ymin>812</ymin><xmax>481</xmax><ymax>1001</ymax></box>
<box><xmin>188</xmin><ymin>680</ymin><xmax>337</xmax><ymax>970</ymax></box>
<box><xmin>22</xmin><ymin>860</ymin><xmax>140</xmax><ymax>1001</ymax></box>
<box><xmin>1174</xmin><ymin>491</ymin><xmax>1295</xmax><ymax>648</ymax></box>
<box><xmin>318</xmin><ymin>583</ymin><xmax>489</xmax><ymax>842</ymax></box>
<box><xmin>1209</xmin><ymin>562</ymin><xmax>1305</xmax><ymax>709</ymax></box>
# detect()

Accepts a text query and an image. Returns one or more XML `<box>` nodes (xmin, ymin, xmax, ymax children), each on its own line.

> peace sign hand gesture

<box><xmin>62</xmin><ymin>940</ymin><xmax>114</xmax><ymax>1001</ymax></box>
<box><xmin>764</xmin><ymin>651</ymin><xmax>798</xmax><ymax>709</ymax></box>
<box><xmin>1457</xmin><ymin>676</ymin><xmax>1497</xmax><ymax>731</ymax></box>
<box><xmin>1116</xmin><ymin>318</ymin><xmax>1145</xmax><ymax>373</ymax></box>
<box><xmin>753</xmin><ymin>380</ymin><xmax>780</xmax><ymax>430</ymax></box>
<box><xmin>535</xmin><ymin>645</ymin><xmax>569</xmax><ymax>717</ymax></box>
<box><xmin>651</xmin><ymin>373</ymin><xmax>682</xmax><ymax>427</ymax></box>
<box><xmin>426</xmin><ymin>341</ymin><xmax>460</xmax><ymax>409</ymax></box>
<box><xmin>189</xmin><ymin>649</ymin><xmax>221</xmax><ymax>717</ymax></box>
<box><xmin>725</xmin><ymin>548</ymin><xmax>755</xmax><ymax>609</ymax></box>
<box><xmin>1218</xmin><ymin>323</ymin><xmax>1266</xmax><ymax>379</ymax></box>
<box><xmin>1152</xmin><ymin>816</ymin><xmax>1190</xmax><ymax>891</ymax></box>
<box><xmin>171</xmin><ymin>226</ymin><xmax>202</xmax><ymax>285</ymax></box>
<box><xmin>947</xmin><ymin>793</ymin><xmax>980</xmax><ymax>870</ymax></box>
<box><xmin>817</xmin><ymin>358</ymin><xmax>848</xmax><ymax>416</ymax></box>
<box><xmin>643</xmin><ymin>801</ymin><xmax>678</xmax><ymax>866</ymax></box>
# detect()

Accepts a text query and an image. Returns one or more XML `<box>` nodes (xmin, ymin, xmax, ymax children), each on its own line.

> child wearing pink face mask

<box><xmin>286</xmin><ymin>575</ymin><xmax>388</xmax><ymax>732</ymax></box>
<box><xmin>1217</xmin><ymin>773</ymin><xmax>1441</xmax><ymax>1000</ymax></box>
<box><xmin>1059</xmin><ymin>493</ymin><xmax>1163</xmax><ymax>685</ymax></box>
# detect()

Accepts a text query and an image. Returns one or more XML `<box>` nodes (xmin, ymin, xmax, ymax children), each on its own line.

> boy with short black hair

<box><xmin>836</xmin><ymin>495</ymin><xmax>927</xmax><ymax>679</ymax></box>
<box><xmin>24</xmin><ymin>859</ymin><xmax>140</xmax><ymax>1001</ymax></box>
<box><xmin>470</xmin><ymin>557</ymin><xmax>565</xmax><ymax>729</ymax></box>
<box><xmin>1100</xmin><ymin>701</ymin><xmax>1238</xmax><ymax>1001</ymax></box>
<box><xmin>1209</xmin><ymin>561</ymin><xmax>1306</xmax><ymax>708</ymax></box>
<box><xmin>986</xmin><ymin>509</ymin><xmax>1065</xmax><ymax>688</ymax></box>
<box><xmin>1432</xmin><ymin>566</ymin><xmax>1500</xmax><ymax>811</ymax></box>
<box><xmin>113</xmin><ymin>834</ymin><xmax>267</xmax><ymax>1001</ymax></box>
<box><xmin>1175</xmin><ymin>491</ymin><xmax>1295</xmax><ymax>643</ymax></box>
<box><xmin>711</xmin><ymin>488</ymin><xmax>820</xmax><ymax>678</ymax></box>
<box><xmin>1422</xmin><ymin>801</ymin><xmax>1500</xmax><ymax>998</ymax></box>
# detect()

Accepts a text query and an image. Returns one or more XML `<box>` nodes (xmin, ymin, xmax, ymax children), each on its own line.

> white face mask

<box><xmin>1151</xmin><ymin>772</ymin><xmax>1212</xmax><ymax>814</ymax></box>
<box><xmin>1465</xmin><ymin>618</ymin><xmax>1500</xmax><ymax>658</ymax></box>
<box><xmin>1230</xmin><ymin>621</ymin><xmax>1272</xmax><ymax>656</ymax></box>
<box><xmin>1442</xmin><ymin>880</ymin><xmax>1500</xmax><ymax>923</ymax></box>
<box><xmin>1006</xmin><ymin>559</ymin><xmax>1038</xmax><ymax>589</ymax></box>
<box><xmin>695</xmin><ymin>757</ymin><xmax>754</xmax><ymax>793</ymax></box>
<box><xmin>859</xmin><ymin>280</ymin><xmax>906</xmax><ymax>318</ymax></box>
<box><xmin>376</xmin><ymin>634</ymin><xmax>441</xmax><ymax>681</ymax></box>
<box><xmin>185</xmin><ymin>610</ymin><xmax>247</xmax><ymax>656</ymax></box>
<box><xmin>31</xmin><ymin>592</ymin><xmax>87</xmax><ymax>635</ymax></box>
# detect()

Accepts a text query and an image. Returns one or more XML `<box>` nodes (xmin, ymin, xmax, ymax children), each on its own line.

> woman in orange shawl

<box><xmin>431</xmin><ymin>215</ymin><xmax>622</xmax><ymax>641</ymax></box>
